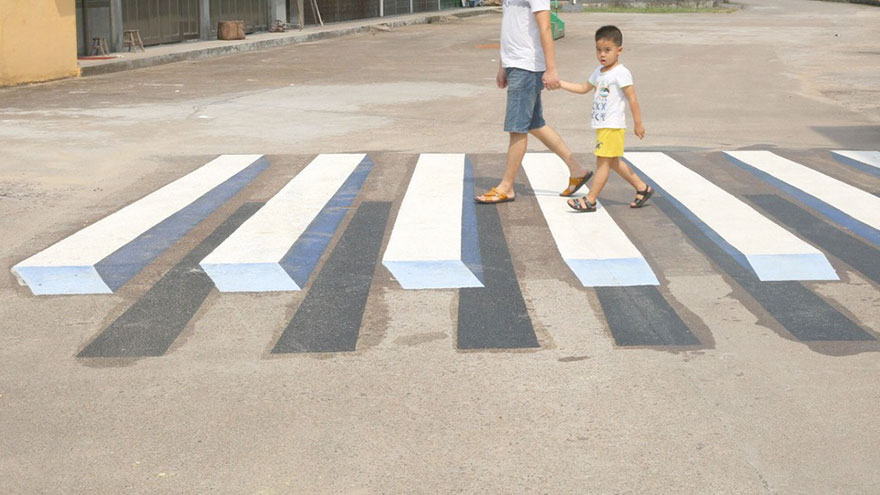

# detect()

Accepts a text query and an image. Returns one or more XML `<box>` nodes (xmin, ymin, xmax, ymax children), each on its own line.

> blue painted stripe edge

<box><xmin>279</xmin><ymin>155</ymin><xmax>374</xmax><ymax>287</ymax></box>
<box><xmin>461</xmin><ymin>156</ymin><xmax>485</xmax><ymax>284</ymax></box>
<box><xmin>830</xmin><ymin>151</ymin><xmax>880</xmax><ymax>179</ymax></box>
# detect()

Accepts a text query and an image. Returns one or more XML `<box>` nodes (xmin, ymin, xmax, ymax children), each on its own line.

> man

<box><xmin>475</xmin><ymin>0</ymin><xmax>592</xmax><ymax>204</ymax></box>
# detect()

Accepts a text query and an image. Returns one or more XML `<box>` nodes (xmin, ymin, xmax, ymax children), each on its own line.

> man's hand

<box><xmin>542</xmin><ymin>69</ymin><xmax>560</xmax><ymax>90</ymax></box>
<box><xmin>534</xmin><ymin>11</ymin><xmax>559</xmax><ymax>90</ymax></box>
<box><xmin>497</xmin><ymin>66</ymin><xmax>507</xmax><ymax>89</ymax></box>
<box><xmin>634</xmin><ymin>123</ymin><xmax>646</xmax><ymax>139</ymax></box>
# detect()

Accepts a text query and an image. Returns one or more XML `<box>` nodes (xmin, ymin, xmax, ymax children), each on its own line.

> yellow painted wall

<box><xmin>0</xmin><ymin>0</ymin><xmax>79</xmax><ymax>86</ymax></box>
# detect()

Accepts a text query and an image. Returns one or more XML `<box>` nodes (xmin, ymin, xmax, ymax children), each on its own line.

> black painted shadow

<box><xmin>457</xmin><ymin>177</ymin><xmax>538</xmax><ymax>350</ymax></box>
<box><xmin>597</xmin><ymin>285</ymin><xmax>700</xmax><ymax>347</ymax></box>
<box><xmin>272</xmin><ymin>201</ymin><xmax>391</xmax><ymax>354</ymax></box>
<box><xmin>656</xmin><ymin>196</ymin><xmax>874</xmax><ymax>342</ymax></box>
<box><xmin>79</xmin><ymin>203</ymin><xmax>264</xmax><ymax>358</ymax></box>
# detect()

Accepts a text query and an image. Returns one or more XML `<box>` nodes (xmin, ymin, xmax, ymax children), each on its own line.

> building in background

<box><xmin>0</xmin><ymin>0</ymin><xmax>80</xmax><ymax>86</ymax></box>
<box><xmin>76</xmin><ymin>0</ymin><xmax>281</xmax><ymax>55</ymax></box>
<box><xmin>77</xmin><ymin>0</ymin><xmax>461</xmax><ymax>55</ymax></box>
<box><xmin>2</xmin><ymin>0</ymin><xmax>461</xmax><ymax>86</ymax></box>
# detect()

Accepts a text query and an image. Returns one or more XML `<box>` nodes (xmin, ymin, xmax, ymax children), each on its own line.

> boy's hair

<box><xmin>595</xmin><ymin>25</ymin><xmax>623</xmax><ymax>46</ymax></box>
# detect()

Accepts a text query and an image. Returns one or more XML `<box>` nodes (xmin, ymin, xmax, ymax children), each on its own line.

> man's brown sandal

<box><xmin>559</xmin><ymin>171</ymin><xmax>594</xmax><ymax>197</ymax></box>
<box><xmin>475</xmin><ymin>187</ymin><xmax>515</xmax><ymax>204</ymax></box>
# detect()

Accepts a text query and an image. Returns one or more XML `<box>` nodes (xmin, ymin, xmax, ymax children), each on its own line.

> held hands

<box><xmin>497</xmin><ymin>66</ymin><xmax>561</xmax><ymax>90</ymax></box>
<box><xmin>542</xmin><ymin>69</ymin><xmax>561</xmax><ymax>90</ymax></box>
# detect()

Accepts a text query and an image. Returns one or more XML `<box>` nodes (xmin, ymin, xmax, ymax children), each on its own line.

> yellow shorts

<box><xmin>594</xmin><ymin>128</ymin><xmax>625</xmax><ymax>158</ymax></box>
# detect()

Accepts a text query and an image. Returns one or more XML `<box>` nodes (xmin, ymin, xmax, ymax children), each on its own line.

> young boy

<box><xmin>474</xmin><ymin>0</ymin><xmax>592</xmax><ymax>205</ymax></box>
<box><xmin>559</xmin><ymin>25</ymin><xmax>653</xmax><ymax>212</ymax></box>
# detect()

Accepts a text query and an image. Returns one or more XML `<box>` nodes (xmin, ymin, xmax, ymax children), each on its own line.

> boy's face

<box><xmin>596</xmin><ymin>38</ymin><xmax>622</xmax><ymax>68</ymax></box>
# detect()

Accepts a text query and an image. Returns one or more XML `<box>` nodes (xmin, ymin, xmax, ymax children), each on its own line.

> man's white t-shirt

<box><xmin>588</xmin><ymin>64</ymin><xmax>633</xmax><ymax>129</ymax></box>
<box><xmin>500</xmin><ymin>0</ymin><xmax>550</xmax><ymax>72</ymax></box>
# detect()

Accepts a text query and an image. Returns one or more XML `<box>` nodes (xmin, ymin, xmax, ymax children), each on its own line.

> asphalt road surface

<box><xmin>1</xmin><ymin>0</ymin><xmax>879</xmax><ymax>492</ymax></box>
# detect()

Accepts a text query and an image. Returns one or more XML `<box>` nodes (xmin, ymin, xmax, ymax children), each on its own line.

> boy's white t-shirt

<box><xmin>500</xmin><ymin>0</ymin><xmax>551</xmax><ymax>72</ymax></box>
<box><xmin>588</xmin><ymin>64</ymin><xmax>633</xmax><ymax>129</ymax></box>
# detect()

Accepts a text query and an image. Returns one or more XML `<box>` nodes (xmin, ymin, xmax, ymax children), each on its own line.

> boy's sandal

<box><xmin>559</xmin><ymin>170</ymin><xmax>594</xmax><ymax>197</ymax></box>
<box><xmin>631</xmin><ymin>185</ymin><xmax>654</xmax><ymax>208</ymax></box>
<box><xmin>475</xmin><ymin>187</ymin><xmax>515</xmax><ymax>204</ymax></box>
<box><xmin>567</xmin><ymin>197</ymin><xmax>597</xmax><ymax>213</ymax></box>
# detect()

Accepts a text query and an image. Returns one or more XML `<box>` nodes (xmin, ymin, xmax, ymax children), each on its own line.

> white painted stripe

<box><xmin>382</xmin><ymin>153</ymin><xmax>482</xmax><ymax>289</ymax></box>
<box><xmin>11</xmin><ymin>154</ymin><xmax>264</xmax><ymax>294</ymax></box>
<box><xmin>521</xmin><ymin>153</ymin><xmax>658</xmax><ymax>287</ymax></box>
<box><xmin>726</xmin><ymin>150</ymin><xmax>880</xmax><ymax>232</ymax></box>
<box><xmin>831</xmin><ymin>150</ymin><xmax>880</xmax><ymax>170</ymax></box>
<box><xmin>200</xmin><ymin>154</ymin><xmax>365</xmax><ymax>292</ymax></box>
<box><xmin>627</xmin><ymin>152</ymin><xmax>838</xmax><ymax>281</ymax></box>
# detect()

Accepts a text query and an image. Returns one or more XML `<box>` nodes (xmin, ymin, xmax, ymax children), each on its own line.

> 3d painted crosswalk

<box><xmin>522</xmin><ymin>153</ymin><xmax>658</xmax><ymax>286</ymax></box>
<box><xmin>13</xmin><ymin>150</ymin><xmax>879</xmax><ymax>296</ymax></box>
<box><xmin>625</xmin><ymin>152</ymin><xmax>838</xmax><ymax>281</ymax></box>
<box><xmin>12</xmin><ymin>154</ymin><xmax>268</xmax><ymax>295</ymax></box>
<box><xmin>11</xmin><ymin>149</ymin><xmax>880</xmax><ymax>356</ymax></box>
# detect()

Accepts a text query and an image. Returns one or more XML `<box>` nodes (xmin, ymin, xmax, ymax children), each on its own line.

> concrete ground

<box><xmin>1</xmin><ymin>0</ymin><xmax>880</xmax><ymax>492</ymax></box>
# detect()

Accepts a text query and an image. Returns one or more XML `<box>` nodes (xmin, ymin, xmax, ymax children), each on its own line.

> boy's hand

<box><xmin>623</xmin><ymin>87</ymin><xmax>645</xmax><ymax>138</ymax></box>
<box><xmin>497</xmin><ymin>66</ymin><xmax>507</xmax><ymax>89</ymax></box>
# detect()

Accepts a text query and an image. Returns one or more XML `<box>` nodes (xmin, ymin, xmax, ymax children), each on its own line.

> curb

<box><xmin>80</xmin><ymin>9</ymin><xmax>496</xmax><ymax>77</ymax></box>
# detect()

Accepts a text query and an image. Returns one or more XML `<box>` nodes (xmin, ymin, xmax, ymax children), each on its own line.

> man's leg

<box><xmin>476</xmin><ymin>132</ymin><xmax>527</xmax><ymax>201</ymax></box>
<box><xmin>477</xmin><ymin>67</ymin><xmax>538</xmax><ymax>203</ymax></box>
<box><xmin>498</xmin><ymin>132</ymin><xmax>528</xmax><ymax>195</ymax></box>
<box><xmin>529</xmin><ymin>125</ymin><xmax>590</xmax><ymax>179</ymax></box>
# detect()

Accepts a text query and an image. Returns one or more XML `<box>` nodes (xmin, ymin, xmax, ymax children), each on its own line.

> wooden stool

<box><xmin>123</xmin><ymin>30</ymin><xmax>146</xmax><ymax>52</ymax></box>
<box><xmin>217</xmin><ymin>21</ymin><xmax>246</xmax><ymax>40</ymax></box>
<box><xmin>90</xmin><ymin>37</ymin><xmax>109</xmax><ymax>56</ymax></box>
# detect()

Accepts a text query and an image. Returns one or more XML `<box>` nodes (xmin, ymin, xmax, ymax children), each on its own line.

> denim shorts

<box><xmin>503</xmin><ymin>68</ymin><xmax>546</xmax><ymax>133</ymax></box>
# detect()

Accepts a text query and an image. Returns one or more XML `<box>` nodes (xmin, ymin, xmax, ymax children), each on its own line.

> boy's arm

<box><xmin>623</xmin><ymin>86</ymin><xmax>645</xmax><ymax>139</ymax></box>
<box><xmin>559</xmin><ymin>80</ymin><xmax>595</xmax><ymax>94</ymax></box>
<box><xmin>534</xmin><ymin>10</ymin><xmax>559</xmax><ymax>89</ymax></box>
